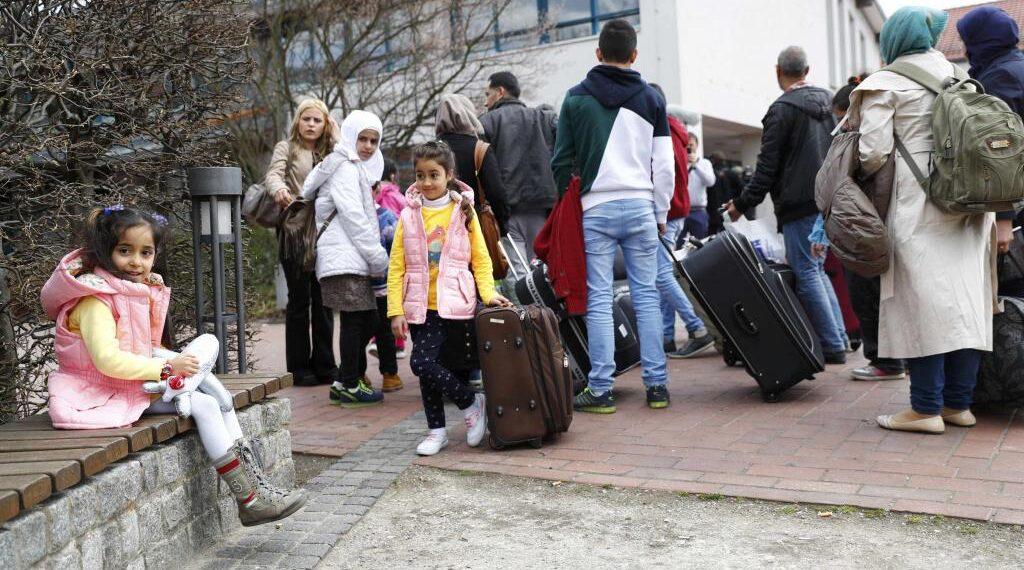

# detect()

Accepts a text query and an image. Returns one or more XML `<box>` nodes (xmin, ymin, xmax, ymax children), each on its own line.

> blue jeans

<box><xmin>583</xmin><ymin>199</ymin><xmax>667</xmax><ymax>393</ymax></box>
<box><xmin>907</xmin><ymin>349</ymin><xmax>981</xmax><ymax>415</ymax></box>
<box><xmin>781</xmin><ymin>214</ymin><xmax>846</xmax><ymax>353</ymax></box>
<box><xmin>658</xmin><ymin>236</ymin><xmax>704</xmax><ymax>341</ymax></box>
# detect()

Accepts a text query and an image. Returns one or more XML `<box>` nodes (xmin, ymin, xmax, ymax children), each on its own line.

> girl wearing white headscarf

<box><xmin>302</xmin><ymin>110</ymin><xmax>389</xmax><ymax>407</ymax></box>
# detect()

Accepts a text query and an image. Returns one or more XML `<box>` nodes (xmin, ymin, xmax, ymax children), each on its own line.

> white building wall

<box><xmin>507</xmin><ymin>0</ymin><xmax>883</xmax><ymax>165</ymax></box>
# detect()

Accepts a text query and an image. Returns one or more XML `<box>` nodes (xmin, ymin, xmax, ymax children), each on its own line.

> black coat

<box><xmin>958</xmin><ymin>6</ymin><xmax>1024</xmax><ymax>116</ymax></box>
<box><xmin>439</xmin><ymin>132</ymin><xmax>510</xmax><ymax>236</ymax></box>
<box><xmin>480</xmin><ymin>97</ymin><xmax>558</xmax><ymax>214</ymax></box>
<box><xmin>957</xmin><ymin>6</ymin><xmax>1024</xmax><ymax>222</ymax></box>
<box><xmin>733</xmin><ymin>86</ymin><xmax>836</xmax><ymax>229</ymax></box>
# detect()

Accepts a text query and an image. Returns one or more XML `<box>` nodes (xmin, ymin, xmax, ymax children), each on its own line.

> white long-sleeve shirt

<box><xmin>687</xmin><ymin>158</ymin><xmax>716</xmax><ymax>209</ymax></box>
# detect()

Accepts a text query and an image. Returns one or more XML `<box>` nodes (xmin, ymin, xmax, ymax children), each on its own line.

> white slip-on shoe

<box><xmin>941</xmin><ymin>408</ymin><xmax>977</xmax><ymax>427</ymax></box>
<box><xmin>464</xmin><ymin>393</ymin><xmax>487</xmax><ymax>447</ymax></box>
<box><xmin>416</xmin><ymin>430</ymin><xmax>449</xmax><ymax>456</ymax></box>
<box><xmin>876</xmin><ymin>411</ymin><xmax>944</xmax><ymax>434</ymax></box>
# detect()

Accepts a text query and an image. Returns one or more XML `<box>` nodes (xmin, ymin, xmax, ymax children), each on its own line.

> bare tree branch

<box><xmin>0</xmin><ymin>0</ymin><xmax>254</xmax><ymax>422</ymax></box>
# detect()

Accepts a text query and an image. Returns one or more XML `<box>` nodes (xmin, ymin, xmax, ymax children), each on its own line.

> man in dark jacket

<box><xmin>725</xmin><ymin>45</ymin><xmax>847</xmax><ymax>364</ymax></box>
<box><xmin>480</xmin><ymin>71</ymin><xmax>558</xmax><ymax>272</ymax></box>
<box><xmin>957</xmin><ymin>5</ymin><xmax>1024</xmax><ymax>255</ymax></box>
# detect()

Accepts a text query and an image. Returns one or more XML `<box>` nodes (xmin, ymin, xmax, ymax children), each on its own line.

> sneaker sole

<box><xmin>668</xmin><ymin>342</ymin><xmax>716</xmax><ymax>359</ymax></box>
<box><xmin>416</xmin><ymin>442</ymin><xmax>449</xmax><ymax>456</ymax></box>
<box><xmin>240</xmin><ymin>495</ymin><xmax>308</xmax><ymax>527</ymax></box>
<box><xmin>647</xmin><ymin>401</ymin><xmax>670</xmax><ymax>409</ymax></box>
<box><xmin>851</xmin><ymin>374</ymin><xmax>906</xmax><ymax>381</ymax></box>
<box><xmin>338</xmin><ymin>400</ymin><xmax>384</xmax><ymax>409</ymax></box>
<box><xmin>575</xmin><ymin>406</ymin><xmax>616</xmax><ymax>414</ymax></box>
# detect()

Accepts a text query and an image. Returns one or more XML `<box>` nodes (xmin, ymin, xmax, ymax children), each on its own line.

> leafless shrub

<box><xmin>0</xmin><ymin>0</ymin><xmax>254</xmax><ymax>421</ymax></box>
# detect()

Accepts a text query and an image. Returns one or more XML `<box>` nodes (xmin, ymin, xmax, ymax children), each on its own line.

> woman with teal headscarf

<box><xmin>880</xmin><ymin>6</ymin><xmax>948</xmax><ymax>64</ymax></box>
<box><xmin>847</xmin><ymin>7</ymin><xmax>996</xmax><ymax>435</ymax></box>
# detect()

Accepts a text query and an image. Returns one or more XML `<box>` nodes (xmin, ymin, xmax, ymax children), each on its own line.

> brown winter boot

<box><xmin>382</xmin><ymin>373</ymin><xmax>404</xmax><ymax>392</ymax></box>
<box><xmin>214</xmin><ymin>443</ymin><xmax>306</xmax><ymax>527</ymax></box>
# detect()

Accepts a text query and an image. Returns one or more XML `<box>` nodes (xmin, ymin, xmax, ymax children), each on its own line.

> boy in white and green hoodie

<box><xmin>551</xmin><ymin>19</ymin><xmax>675</xmax><ymax>412</ymax></box>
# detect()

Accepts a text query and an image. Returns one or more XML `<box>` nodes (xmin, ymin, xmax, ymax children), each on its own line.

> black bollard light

<box><xmin>187</xmin><ymin>166</ymin><xmax>247</xmax><ymax>374</ymax></box>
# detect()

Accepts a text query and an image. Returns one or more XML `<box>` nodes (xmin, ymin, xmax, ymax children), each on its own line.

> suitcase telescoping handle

<box><xmin>498</xmin><ymin>237</ymin><xmax>530</xmax><ymax>281</ymax></box>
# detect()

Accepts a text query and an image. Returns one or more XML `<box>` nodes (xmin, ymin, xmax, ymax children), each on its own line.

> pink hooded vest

<box><xmin>41</xmin><ymin>249</ymin><xmax>171</xmax><ymax>429</ymax></box>
<box><xmin>400</xmin><ymin>181</ymin><xmax>477</xmax><ymax>324</ymax></box>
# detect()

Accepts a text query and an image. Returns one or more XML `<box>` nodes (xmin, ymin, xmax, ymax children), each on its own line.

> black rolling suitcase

<box><xmin>559</xmin><ymin>287</ymin><xmax>641</xmax><ymax>395</ymax></box>
<box><xmin>506</xmin><ymin>240</ymin><xmax>640</xmax><ymax>393</ymax></box>
<box><xmin>678</xmin><ymin>229</ymin><xmax>824</xmax><ymax>401</ymax></box>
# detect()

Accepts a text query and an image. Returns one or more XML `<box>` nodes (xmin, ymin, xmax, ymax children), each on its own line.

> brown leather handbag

<box><xmin>244</xmin><ymin>148</ymin><xmax>292</xmax><ymax>228</ymax></box>
<box><xmin>474</xmin><ymin>140</ymin><xmax>509</xmax><ymax>280</ymax></box>
<box><xmin>279</xmin><ymin>200</ymin><xmax>337</xmax><ymax>275</ymax></box>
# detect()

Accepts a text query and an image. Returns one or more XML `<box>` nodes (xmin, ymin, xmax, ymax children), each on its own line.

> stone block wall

<box><xmin>0</xmin><ymin>398</ymin><xmax>295</xmax><ymax>570</ymax></box>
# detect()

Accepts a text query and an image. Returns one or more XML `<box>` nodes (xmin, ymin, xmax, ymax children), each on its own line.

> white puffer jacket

<box><xmin>300</xmin><ymin>110</ymin><xmax>389</xmax><ymax>280</ymax></box>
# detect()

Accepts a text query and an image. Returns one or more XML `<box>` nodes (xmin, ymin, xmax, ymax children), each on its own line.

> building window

<box><xmin>492</xmin><ymin>0</ymin><xmax>640</xmax><ymax>52</ymax></box>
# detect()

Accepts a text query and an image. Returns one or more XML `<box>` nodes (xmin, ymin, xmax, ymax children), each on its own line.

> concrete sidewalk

<box><xmin>254</xmin><ymin>321</ymin><xmax>1024</xmax><ymax>524</ymax></box>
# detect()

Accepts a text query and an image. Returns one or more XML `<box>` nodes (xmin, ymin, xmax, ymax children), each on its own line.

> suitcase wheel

<box><xmin>488</xmin><ymin>434</ymin><xmax>505</xmax><ymax>450</ymax></box>
<box><xmin>761</xmin><ymin>390</ymin><xmax>781</xmax><ymax>403</ymax></box>
<box><xmin>528</xmin><ymin>438</ymin><xmax>543</xmax><ymax>449</ymax></box>
<box><xmin>723</xmin><ymin>343</ymin><xmax>744</xmax><ymax>367</ymax></box>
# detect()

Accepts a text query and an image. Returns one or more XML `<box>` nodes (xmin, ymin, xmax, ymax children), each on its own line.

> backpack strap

<box><xmin>893</xmin><ymin>135</ymin><xmax>930</xmax><ymax>190</ymax></box>
<box><xmin>883</xmin><ymin>61</ymin><xmax>945</xmax><ymax>94</ymax></box>
<box><xmin>473</xmin><ymin>140</ymin><xmax>491</xmax><ymax>207</ymax></box>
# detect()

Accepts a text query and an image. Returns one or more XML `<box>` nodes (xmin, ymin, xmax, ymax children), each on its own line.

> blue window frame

<box><xmin>491</xmin><ymin>0</ymin><xmax>640</xmax><ymax>52</ymax></box>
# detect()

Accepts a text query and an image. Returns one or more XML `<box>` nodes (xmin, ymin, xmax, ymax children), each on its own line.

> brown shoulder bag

<box><xmin>279</xmin><ymin>149</ymin><xmax>337</xmax><ymax>275</ymax></box>
<box><xmin>474</xmin><ymin>140</ymin><xmax>509</xmax><ymax>280</ymax></box>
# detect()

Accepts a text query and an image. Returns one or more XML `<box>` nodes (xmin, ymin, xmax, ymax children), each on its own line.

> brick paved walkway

<box><xmin>255</xmin><ymin>322</ymin><xmax>1024</xmax><ymax>524</ymax></box>
<box><xmin>191</xmin><ymin>412</ymin><xmax>426</xmax><ymax>570</ymax></box>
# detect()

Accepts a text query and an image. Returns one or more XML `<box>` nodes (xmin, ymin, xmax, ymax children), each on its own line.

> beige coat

<box><xmin>849</xmin><ymin>49</ymin><xmax>995</xmax><ymax>359</ymax></box>
<box><xmin>264</xmin><ymin>140</ymin><xmax>317</xmax><ymax>198</ymax></box>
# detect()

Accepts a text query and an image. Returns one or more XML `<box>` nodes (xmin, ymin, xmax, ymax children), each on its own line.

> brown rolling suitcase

<box><xmin>476</xmin><ymin>304</ymin><xmax>572</xmax><ymax>449</ymax></box>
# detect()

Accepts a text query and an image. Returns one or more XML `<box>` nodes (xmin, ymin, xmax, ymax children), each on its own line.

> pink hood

<box><xmin>375</xmin><ymin>181</ymin><xmax>408</xmax><ymax>216</ymax></box>
<box><xmin>41</xmin><ymin>249</ymin><xmax>171</xmax><ymax>429</ymax></box>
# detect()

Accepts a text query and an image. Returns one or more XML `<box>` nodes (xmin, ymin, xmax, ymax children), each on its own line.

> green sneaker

<box><xmin>573</xmin><ymin>387</ymin><xmax>616</xmax><ymax>414</ymax></box>
<box><xmin>330</xmin><ymin>380</ymin><xmax>384</xmax><ymax>408</ymax></box>
<box><xmin>646</xmin><ymin>385</ymin><xmax>670</xmax><ymax>409</ymax></box>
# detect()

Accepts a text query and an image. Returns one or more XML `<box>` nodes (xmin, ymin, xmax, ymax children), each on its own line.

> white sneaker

<box><xmin>464</xmin><ymin>394</ymin><xmax>487</xmax><ymax>447</ymax></box>
<box><xmin>395</xmin><ymin>348</ymin><xmax>407</xmax><ymax>359</ymax></box>
<box><xmin>416</xmin><ymin>430</ymin><xmax>449</xmax><ymax>456</ymax></box>
<box><xmin>367</xmin><ymin>342</ymin><xmax>378</xmax><ymax>359</ymax></box>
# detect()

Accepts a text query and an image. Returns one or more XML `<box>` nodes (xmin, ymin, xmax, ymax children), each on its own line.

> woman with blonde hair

<box><xmin>264</xmin><ymin>97</ymin><xmax>338</xmax><ymax>387</ymax></box>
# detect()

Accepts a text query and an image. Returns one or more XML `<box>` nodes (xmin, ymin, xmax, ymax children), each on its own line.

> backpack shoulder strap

<box><xmin>893</xmin><ymin>135</ymin><xmax>930</xmax><ymax>189</ymax></box>
<box><xmin>883</xmin><ymin>61</ymin><xmax>945</xmax><ymax>94</ymax></box>
<box><xmin>473</xmin><ymin>140</ymin><xmax>491</xmax><ymax>207</ymax></box>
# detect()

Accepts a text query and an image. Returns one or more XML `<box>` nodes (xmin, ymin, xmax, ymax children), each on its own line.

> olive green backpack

<box><xmin>884</xmin><ymin>61</ymin><xmax>1024</xmax><ymax>214</ymax></box>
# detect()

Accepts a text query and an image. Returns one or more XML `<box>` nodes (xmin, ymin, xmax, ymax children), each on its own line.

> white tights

<box><xmin>145</xmin><ymin>391</ymin><xmax>243</xmax><ymax>459</ymax></box>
